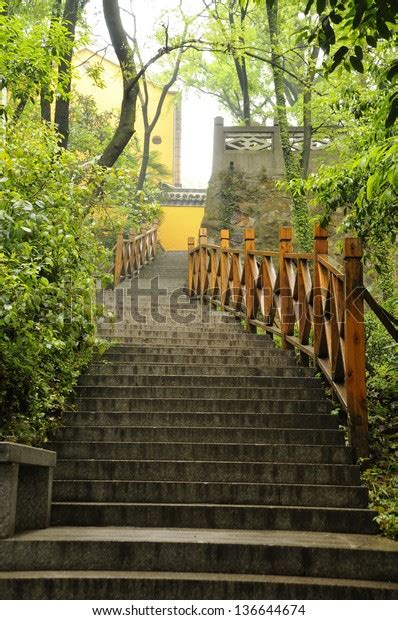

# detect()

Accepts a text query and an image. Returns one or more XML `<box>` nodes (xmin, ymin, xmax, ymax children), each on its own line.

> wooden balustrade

<box><xmin>114</xmin><ymin>226</ymin><xmax>158</xmax><ymax>286</ymax></box>
<box><xmin>187</xmin><ymin>225</ymin><xmax>398</xmax><ymax>460</ymax></box>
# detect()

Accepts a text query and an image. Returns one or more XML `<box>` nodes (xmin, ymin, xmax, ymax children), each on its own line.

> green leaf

<box><xmin>329</xmin><ymin>45</ymin><xmax>349</xmax><ymax>72</ymax></box>
<box><xmin>329</xmin><ymin>11</ymin><xmax>343</xmax><ymax>24</ymax></box>
<box><xmin>385</xmin><ymin>100</ymin><xmax>398</xmax><ymax>128</ymax></box>
<box><xmin>355</xmin><ymin>46</ymin><xmax>363</xmax><ymax>60</ymax></box>
<box><xmin>304</xmin><ymin>0</ymin><xmax>315</xmax><ymax>15</ymax></box>
<box><xmin>376</xmin><ymin>18</ymin><xmax>391</xmax><ymax>40</ymax></box>
<box><xmin>366</xmin><ymin>175</ymin><xmax>376</xmax><ymax>201</ymax></box>
<box><xmin>350</xmin><ymin>55</ymin><xmax>364</xmax><ymax>73</ymax></box>
<box><xmin>352</xmin><ymin>0</ymin><xmax>367</xmax><ymax>29</ymax></box>
<box><xmin>366</xmin><ymin>35</ymin><xmax>377</xmax><ymax>47</ymax></box>
<box><xmin>386</xmin><ymin>61</ymin><xmax>398</xmax><ymax>82</ymax></box>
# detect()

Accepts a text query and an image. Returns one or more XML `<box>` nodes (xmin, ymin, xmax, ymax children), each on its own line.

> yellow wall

<box><xmin>158</xmin><ymin>206</ymin><xmax>205</xmax><ymax>251</ymax></box>
<box><xmin>72</xmin><ymin>49</ymin><xmax>177</xmax><ymax>183</ymax></box>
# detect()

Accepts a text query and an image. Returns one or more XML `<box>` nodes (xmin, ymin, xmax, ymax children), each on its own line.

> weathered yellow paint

<box><xmin>158</xmin><ymin>206</ymin><xmax>205</xmax><ymax>251</ymax></box>
<box><xmin>72</xmin><ymin>49</ymin><xmax>177</xmax><ymax>183</ymax></box>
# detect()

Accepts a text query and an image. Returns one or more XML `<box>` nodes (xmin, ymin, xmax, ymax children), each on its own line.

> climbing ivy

<box><xmin>218</xmin><ymin>169</ymin><xmax>241</xmax><ymax>229</ymax></box>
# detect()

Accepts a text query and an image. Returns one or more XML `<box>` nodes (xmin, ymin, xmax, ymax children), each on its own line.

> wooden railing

<box><xmin>114</xmin><ymin>226</ymin><xmax>158</xmax><ymax>286</ymax></box>
<box><xmin>187</xmin><ymin>225</ymin><xmax>398</xmax><ymax>460</ymax></box>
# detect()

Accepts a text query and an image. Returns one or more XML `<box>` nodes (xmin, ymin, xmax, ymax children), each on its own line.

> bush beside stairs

<box><xmin>0</xmin><ymin>252</ymin><xmax>397</xmax><ymax>599</ymax></box>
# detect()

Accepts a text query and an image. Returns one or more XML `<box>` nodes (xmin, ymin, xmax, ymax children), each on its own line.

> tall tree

<box><xmin>54</xmin><ymin>0</ymin><xmax>88</xmax><ymax>147</ymax></box>
<box><xmin>40</xmin><ymin>0</ymin><xmax>63</xmax><ymax>123</ymax></box>
<box><xmin>264</xmin><ymin>0</ymin><xmax>312</xmax><ymax>250</ymax></box>
<box><xmin>96</xmin><ymin>0</ymin><xmax>140</xmax><ymax>168</ymax></box>
<box><xmin>98</xmin><ymin>0</ymin><xmax>198</xmax><ymax>169</ymax></box>
<box><xmin>131</xmin><ymin>13</ymin><xmax>187</xmax><ymax>190</ymax></box>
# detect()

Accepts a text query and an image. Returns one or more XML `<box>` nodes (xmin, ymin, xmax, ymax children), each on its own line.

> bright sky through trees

<box><xmin>85</xmin><ymin>0</ymin><xmax>231</xmax><ymax>187</ymax></box>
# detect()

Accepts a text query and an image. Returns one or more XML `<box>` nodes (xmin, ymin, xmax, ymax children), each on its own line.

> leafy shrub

<box><xmin>68</xmin><ymin>94</ymin><xmax>162</xmax><ymax>247</ymax></box>
<box><xmin>362</xmin><ymin>310</ymin><xmax>398</xmax><ymax>538</ymax></box>
<box><xmin>0</xmin><ymin>121</ymin><xmax>108</xmax><ymax>445</ymax></box>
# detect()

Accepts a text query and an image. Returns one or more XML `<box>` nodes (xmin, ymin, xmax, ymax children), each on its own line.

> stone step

<box><xmin>61</xmin><ymin>411</ymin><xmax>339</xmax><ymax>429</ymax></box>
<box><xmin>97</xmin><ymin>314</ymin><xmax>243</xmax><ymax>326</ymax></box>
<box><xmin>55</xmin><ymin>426</ymin><xmax>343</xmax><ymax>445</ymax></box>
<box><xmin>74</xmin><ymin>385</ymin><xmax>326</xmax><ymax>401</ymax></box>
<box><xmin>88</xmin><ymin>362</ymin><xmax>316</xmax><ymax>378</ymax></box>
<box><xmin>1</xmin><ymin>528</ymin><xmax>396</xmax><ymax>583</ymax></box>
<box><xmin>102</xmin><ymin>352</ymin><xmax>299</xmax><ymax>366</ymax></box>
<box><xmin>50</xmin><ymin>442</ymin><xmax>351</xmax><ymax>463</ymax></box>
<box><xmin>78</xmin><ymin>374</ymin><xmax>321</xmax><ymax>388</ymax></box>
<box><xmin>0</xmin><ymin>570</ymin><xmax>396</xmax><ymax>599</ymax></box>
<box><xmin>98</xmin><ymin>336</ymin><xmax>276</xmax><ymax>348</ymax></box>
<box><xmin>103</xmin><ymin>344</ymin><xmax>293</xmax><ymax>358</ymax></box>
<box><xmin>53</xmin><ymin>460</ymin><xmax>361</xmax><ymax>485</ymax></box>
<box><xmin>100</xmin><ymin>314</ymin><xmax>239</xmax><ymax>325</ymax></box>
<box><xmin>50</xmin><ymin>502</ymin><xmax>377</xmax><ymax>534</ymax></box>
<box><xmin>72</xmin><ymin>397</ymin><xmax>331</xmax><ymax>414</ymax></box>
<box><xmin>97</xmin><ymin>324</ymin><xmax>255</xmax><ymax>335</ymax></box>
<box><xmin>52</xmin><ymin>480</ymin><xmax>368</xmax><ymax>508</ymax></box>
<box><xmin>97</xmin><ymin>324</ymin><xmax>268</xmax><ymax>335</ymax></box>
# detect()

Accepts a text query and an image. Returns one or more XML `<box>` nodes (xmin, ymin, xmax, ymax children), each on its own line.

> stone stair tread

<box><xmin>55</xmin><ymin>457</ymin><xmax>356</xmax><ymax>464</ymax></box>
<box><xmin>55</xmin><ymin>425</ymin><xmax>339</xmax><ymax>432</ymax></box>
<box><xmin>53</xmin><ymin>479</ymin><xmax>363</xmax><ymax>488</ymax></box>
<box><xmin>52</xmin><ymin>440</ymin><xmax>343</xmax><ymax>446</ymax></box>
<box><xmin>0</xmin><ymin>570</ymin><xmax>395</xmax><ymax>588</ymax></box>
<box><xmin>8</xmin><ymin>526</ymin><xmax>394</xmax><ymax>549</ymax></box>
<box><xmin>51</xmin><ymin>501</ymin><xmax>375</xmax><ymax>516</ymax></box>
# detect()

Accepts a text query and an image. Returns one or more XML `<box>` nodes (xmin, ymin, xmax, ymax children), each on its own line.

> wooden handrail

<box><xmin>113</xmin><ymin>225</ymin><xmax>158</xmax><ymax>286</ymax></box>
<box><xmin>363</xmin><ymin>288</ymin><xmax>398</xmax><ymax>341</ymax></box>
<box><xmin>187</xmin><ymin>225</ymin><xmax>397</xmax><ymax>460</ymax></box>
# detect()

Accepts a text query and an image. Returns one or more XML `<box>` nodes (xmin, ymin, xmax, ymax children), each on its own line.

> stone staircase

<box><xmin>0</xmin><ymin>251</ymin><xmax>397</xmax><ymax>599</ymax></box>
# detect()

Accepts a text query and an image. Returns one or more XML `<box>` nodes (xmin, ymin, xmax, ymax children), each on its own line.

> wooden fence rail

<box><xmin>187</xmin><ymin>225</ymin><xmax>398</xmax><ymax>460</ymax></box>
<box><xmin>114</xmin><ymin>226</ymin><xmax>158</xmax><ymax>286</ymax></box>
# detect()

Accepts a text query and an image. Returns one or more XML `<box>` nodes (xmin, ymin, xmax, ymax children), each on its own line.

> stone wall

<box><xmin>203</xmin><ymin>168</ymin><xmax>291</xmax><ymax>249</ymax></box>
<box><xmin>202</xmin><ymin>117</ymin><xmax>338</xmax><ymax>250</ymax></box>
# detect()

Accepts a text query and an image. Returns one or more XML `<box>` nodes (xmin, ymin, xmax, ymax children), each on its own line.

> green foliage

<box><xmin>68</xmin><ymin>94</ymin><xmax>117</xmax><ymax>158</ymax></box>
<box><xmin>68</xmin><ymin>94</ymin><xmax>162</xmax><ymax>245</ymax></box>
<box><xmin>181</xmin><ymin>0</ymin><xmax>274</xmax><ymax>124</ymax></box>
<box><xmin>299</xmin><ymin>54</ymin><xmax>397</xmax><ymax>282</ymax></box>
<box><xmin>362</xmin><ymin>311</ymin><xmax>398</xmax><ymax>538</ymax></box>
<box><xmin>0</xmin><ymin>0</ymin><xmax>87</xmax><ymax>120</ymax></box>
<box><xmin>0</xmin><ymin>120</ymin><xmax>108</xmax><ymax>445</ymax></box>
<box><xmin>302</xmin><ymin>0</ymin><xmax>398</xmax><ymax>126</ymax></box>
<box><xmin>91</xmin><ymin>165</ymin><xmax>162</xmax><ymax>248</ymax></box>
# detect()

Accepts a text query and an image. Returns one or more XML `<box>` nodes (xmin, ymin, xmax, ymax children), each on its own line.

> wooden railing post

<box><xmin>153</xmin><ymin>223</ymin><xmax>158</xmax><ymax>258</ymax></box>
<box><xmin>279</xmin><ymin>226</ymin><xmax>294</xmax><ymax>349</ymax></box>
<box><xmin>344</xmin><ymin>237</ymin><xmax>368</xmax><ymax>460</ymax></box>
<box><xmin>187</xmin><ymin>237</ymin><xmax>195</xmax><ymax>296</ymax></box>
<box><xmin>199</xmin><ymin>227</ymin><xmax>208</xmax><ymax>298</ymax></box>
<box><xmin>313</xmin><ymin>225</ymin><xmax>329</xmax><ymax>358</ymax></box>
<box><xmin>220</xmin><ymin>229</ymin><xmax>230</xmax><ymax>310</ymax></box>
<box><xmin>244</xmin><ymin>227</ymin><xmax>257</xmax><ymax>333</ymax></box>
<box><xmin>128</xmin><ymin>230</ymin><xmax>136</xmax><ymax>276</ymax></box>
<box><xmin>114</xmin><ymin>230</ymin><xmax>124</xmax><ymax>287</ymax></box>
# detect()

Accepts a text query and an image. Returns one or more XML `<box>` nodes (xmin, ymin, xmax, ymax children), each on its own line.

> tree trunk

<box><xmin>229</xmin><ymin>1</ymin><xmax>251</xmax><ymax>125</ymax></box>
<box><xmin>301</xmin><ymin>86</ymin><xmax>312</xmax><ymax>179</ymax></box>
<box><xmin>265</xmin><ymin>0</ymin><xmax>311</xmax><ymax>251</ymax></box>
<box><xmin>136</xmin><ymin>130</ymin><xmax>151</xmax><ymax>191</ymax></box>
<box><xmin>97</xmin><ymin>0</ymin><xmax>139</xmax><ymax>168</ymax></box>
<box><xmin>301</xmin><ymin>46</ymin><xmax>319</xmax><ymax>179</ymax></box>
<box><xmin>41</xmin><ymin>0</ymin><xmax>63</xmax><ymax>124</ymax></box>
<box><xmin>54</xmin><ymin>0</ymin><xmax>80</xmax><ymax>148</ymax></box>
<box><xmin>233</xmin><ymin>56</ymin><xmax>251</xmax><ymax>125</ymax></box>
<box><xmin>41</xmin><ymin>87</ymin><xmax>52</xmax><ymax>123</ymax></box>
